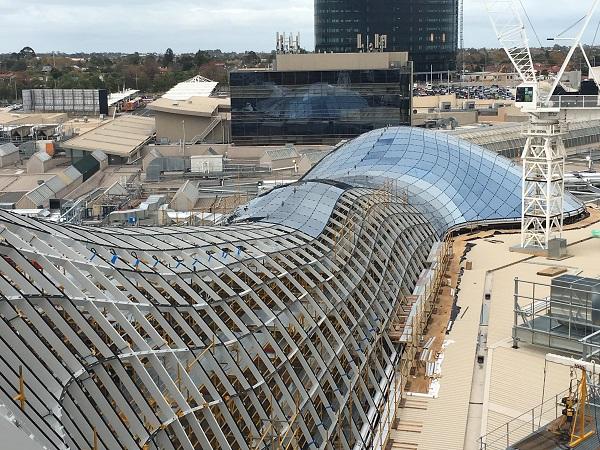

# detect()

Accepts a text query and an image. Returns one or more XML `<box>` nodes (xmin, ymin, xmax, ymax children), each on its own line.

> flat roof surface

<box><xmin>0</xmin><ymin>191</ymin><xmax>26</xmax><ymax>203</ymax></box>
<box><xmin>391</xmin><ymin>209</ymin><xmax>600</xmax><ymax>450</ymax></box>
<box><xmin>273</xmin><ymin>51</ymin><xmax>409</xmax><ymax>71</ymax></box>
<box><xmin>63</xmin><ymin>117</ymin><xmax>106</xmax><ymax>135</ymax></box>
<box><xmin>511</xmin><ymin>415</ymin><xmax>600</xmax><ymax>450</ymax></box>
<box><xmin>148</xmin><ymin>96</ymin><xmax>229</xmax><ymax>117</ymax></box>
<box><xmin>0</xmin><ymin>111</ymin><xmax>67</xmax><ymax>125</ymax></box>
<box><xmin>61</xmin><ymin>115</ymin><xmax>155</xmax><ymax>157</ymax></box>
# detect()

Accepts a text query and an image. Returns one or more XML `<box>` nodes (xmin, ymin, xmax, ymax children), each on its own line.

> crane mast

<box><xmin>483</xmin><ymin>0</ymin><xmax>600</xmax><ymax>252</ymax></box>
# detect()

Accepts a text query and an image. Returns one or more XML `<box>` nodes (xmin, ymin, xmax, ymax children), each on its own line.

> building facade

<box><xmin>314</xmin><ymin>0</ymin><xmax>458</xmax><ymax>72</ymax></box>
<box><xmin>230</xmin><ymin>53</ymin><xmax>412</xmax><ymax>146</ymax></box>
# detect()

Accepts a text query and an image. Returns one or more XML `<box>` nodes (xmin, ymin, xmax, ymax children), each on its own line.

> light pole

<box><xmin>182</xmin><ymin>120</ymin><xmax>186</xmax><ymax>156</ymax></box>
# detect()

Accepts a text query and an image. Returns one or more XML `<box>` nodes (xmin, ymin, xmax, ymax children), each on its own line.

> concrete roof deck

<box><xmin>390</xmin><ymin>209</ymin><xmax>600</xmax><ymax>450</ymax></box>
<box><xmin>61</xmin><ymin>115</ymin><xmax>155</xmax><ymax>157</ymax></box>
<box><xmin>148</xmin><ymin>96</ymin><xmax>230</xmax><ymax>117</ymax></box>
<box><xmin>63</xmin><ymin>117</ymin><xmax>107</xmax><ymax>135</ymax></box>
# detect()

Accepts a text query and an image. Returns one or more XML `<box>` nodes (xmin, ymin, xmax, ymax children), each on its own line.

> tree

<box><xmin>241</xmin><ymin>51</ymin><xmax>260</xmax><ymax>67</ymax></box>
<box><xmin>194</xmin><ymin>50</ymin><xmax>210</xmax><ymax>68</ymax></box>
<box><xmin>126</xmin><ymin>52</ymin><xmax>141</xmax><ymax>65</ymax></box>
<box><xmin>162</xmin><ymin>48</ymin><xmax>174</xmax><ymax>67</ymax></box>
<box><xmin>142</xmin><ymin>55</ymin><xmax>160</xmax><ymax>81</ymax></box>
<box><xmin>198</xmin><ymin>62</ymin><xmax>228</xmax><ymax>84</ymax></box>
<box><xmin>19</xmin><ymin>46</ymin><xmax>36</xmax><ymax>59</ymax></box>
<box><xmin>8</xmin><ymin>59</ymin><xmax>27</xmax><ymax>71</ymax></box>
<box><xmin>177</xmin><ymin>54</ymin><xmax>195</xmax><ymax>72</ymax></box>
<box><xmin>50</xmin><ymin>68</ymin><xmax>63</xmax><ymax>80</ymax></box>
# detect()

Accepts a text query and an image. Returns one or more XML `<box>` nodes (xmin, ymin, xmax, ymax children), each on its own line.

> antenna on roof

<box><xmin>275</xmin><ymin>32</ymin><xmax>301</xmax><ymax>54</ymax></box>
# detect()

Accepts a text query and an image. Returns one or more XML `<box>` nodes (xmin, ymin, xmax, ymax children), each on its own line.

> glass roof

<box><xmin>233</xmin><ymin>127</ymin><xmax>584</xmax><ymax>237</ymax></box>
<box><xmin>228</xmin><ymin>181</ymin><xmax>345</xmax><ymax>237</ymax></box>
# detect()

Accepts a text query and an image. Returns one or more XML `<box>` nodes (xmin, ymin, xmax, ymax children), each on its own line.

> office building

<box><xmin>230</xmin><ymin>52</ymin><xmax>412</xmax><ymax>145</ymax></box>
<box><xmin>314</xmin><ymin>0</ymin><xmax>458</xmax><ymax>72</ymax></box>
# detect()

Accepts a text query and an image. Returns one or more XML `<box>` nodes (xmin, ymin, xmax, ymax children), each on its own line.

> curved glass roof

<box><xmin>229</xmin><ymin>181</ymin><xmax>345</xmax><ymax>237</ymax></box>
<box><xmin>234</xmin><ymin>126</ymin><xmax>584</xmax><ymax>237</ymax></box>
<box><xmin>307</xmin><ymin>126</ymin><xmax>583</xmax><ymax>234</ymax></box>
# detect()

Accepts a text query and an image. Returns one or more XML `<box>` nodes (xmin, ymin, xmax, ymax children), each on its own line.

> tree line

<box><xmin>0</xmin><ymin>47</ymin><xmax>270</xmax><ymax>103</ymax></box>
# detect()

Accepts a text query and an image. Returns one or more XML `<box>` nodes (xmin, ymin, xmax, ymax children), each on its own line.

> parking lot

<box><xmin>414</xmin><ymin>84</ymin><xmax>515</xmax><ymax>100</ymax></box>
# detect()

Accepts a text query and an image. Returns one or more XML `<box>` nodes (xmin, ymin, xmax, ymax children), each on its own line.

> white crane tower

<box><xmin>483</xmin><ymin>0</ymin><xmax>600</xmax><ymax>252</ymax></box>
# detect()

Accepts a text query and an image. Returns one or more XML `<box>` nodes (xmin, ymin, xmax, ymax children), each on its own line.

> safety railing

<box><xmin>479</xmin><ymin>389</ymin><xmax>568</xmax><ymax>450</ymax></box>
<box><xmin>547</xmin><ymin>95</ymin><xmax>600</xmax><ymax>109</ymax></box>
<box><xmin>512</xmin><ymin>278</ymin><xmax>600</xmax><ymax>354</ymax></box>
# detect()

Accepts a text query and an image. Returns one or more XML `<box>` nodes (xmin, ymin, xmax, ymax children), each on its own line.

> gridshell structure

<box><xmin>0</xmin><ymin>127</ymin><xmax>585</xmax><ymax>450</ymax></box>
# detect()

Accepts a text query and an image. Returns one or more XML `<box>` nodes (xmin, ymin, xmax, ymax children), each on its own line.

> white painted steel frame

<box><xmin>520</xmin><ymin>118</ymin><xmax>566</xmax><ymax>249</ymax></box>
<box><xmin>482</xmin><ymin>0</ymin><xmax>536</xmax><ymax>84</ymax></box>
<box><xmin>0</xmin><ymin>187</ymin><xmax>435</xmax><ymax>450</ymax></box>
<box><xmin>484</xmin><ymin>0</ymin><xmax>599</xmax><ymax>250</ymax></box>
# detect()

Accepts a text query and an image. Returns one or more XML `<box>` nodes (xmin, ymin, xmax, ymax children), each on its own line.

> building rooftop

<box><xmin>162</xmin><ymin>75</ymin><xmax>218</xmax><ymax>101</ymax></box>
<box><xmin>306</xmin><ymin>127</ymin><xmax>584</xmax><ymax>235</ymax></box>
<box><xmin>31</xmin><ymin>152</ymin><xmax>51</xmax><ymax>162</ymax></box>
<box><xmin>389</xmin><ymin>210</ymin><xmax>600</xmax><ymax>450</ymax></box>
<box><xmin>148</xmin><ymin>96</ymin><xmax>230</xmax><ymax>117</ymax></box>
<box><xmin>300</xmin><ymin>149</ymin><xmax>331</xmax><ymax>164</ymax></box>
<box><xmin>273</xmin><ymin>51</ymin><xmax>410</xmax><ymax>71</ymax></box>
<box><xmin>0</xmin><ymin>111</ymin><xmax>67</xmax><ymax>126</ymax></box>
<box><xmin>0</xmin><ymin>143</ymin><xmax>18</xmax><ymax>156</ymax></box>
<box><xmin>61</xmin><ymin>115</ymin><xmax>155</xmax><ymax>157</ymax></box>
<box><xmin>0</xmin><ymin>126</ymin><xmax>593</xmax><ymax>450</ymax></box>
<box><xmin>91</xmin><ymin>149</ymin><xmax>108</xmax><ymax>162</ymax></box>
<box><xmin>107</xmin><ymin>89</ymin><xmax>140</xmax><ymax>107</ymax></box>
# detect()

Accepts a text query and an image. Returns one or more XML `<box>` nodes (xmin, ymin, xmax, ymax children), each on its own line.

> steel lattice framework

<box><xmin>482</xmin><ymin>0</ymin><xmax>536</xmax><ymax>84</ymax></box>
<box><xmin>0</xmin><ymin>188</ymin><xmax>435</xmax><ymax>450</ymax></box>
<box><xmin>521</xmin><ymin>118</ymin><xmax>567</xmax><ymax>248</ymax></box>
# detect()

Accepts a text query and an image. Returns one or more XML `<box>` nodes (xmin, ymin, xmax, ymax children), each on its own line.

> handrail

<box><xmin>190</xmin><ymin>116</ymin><xmax>222</xmax><ymax>144</ymax></box>
<box><xmin>547</xmin><ymin>95</ymin><xmax>600</xmax><ymax>109</ymax></box>
<box><xmin>479</xmin><ymin>388</ymin><xmax>569</xmax><ymax>450</ymax></box>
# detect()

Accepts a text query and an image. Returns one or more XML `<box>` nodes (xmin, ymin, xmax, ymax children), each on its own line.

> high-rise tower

<box><xmin>314</xmin><ymin>0</ymin><xmax>458</xmax><ymax>72</ymax></box>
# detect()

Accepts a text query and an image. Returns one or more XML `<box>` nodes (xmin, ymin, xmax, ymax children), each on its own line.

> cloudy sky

<box><xmin>0</xmin><ymin>0</ymin><xmax>598</xmax><ymax>53</ymax></box>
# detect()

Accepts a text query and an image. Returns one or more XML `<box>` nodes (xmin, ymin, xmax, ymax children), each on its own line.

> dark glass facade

<box><xmin>230</xmin><ymin>68</ymin><xmax>411</xmax><ymax>145</ymax></box>
<box><xmin>314</xmin><ymin>0</ymin><xmax>458</xmax><ymax>72</ymax></box>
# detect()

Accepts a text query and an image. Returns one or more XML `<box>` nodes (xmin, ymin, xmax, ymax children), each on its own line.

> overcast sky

<box><xmin>0</xmin><ymin>0</ymin><xmax>598</xmax><ymax>53</ymax></box>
